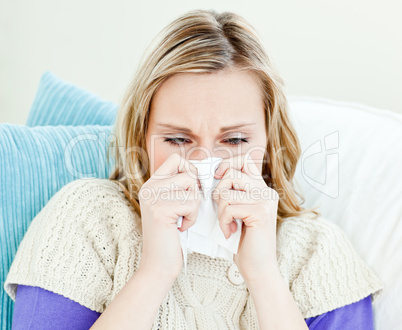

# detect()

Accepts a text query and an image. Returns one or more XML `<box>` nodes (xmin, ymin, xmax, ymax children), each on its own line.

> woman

<box><xmin>4</xmin><ymin>9</ymin><xmax>382</xmax><ymax>329</ymax></box>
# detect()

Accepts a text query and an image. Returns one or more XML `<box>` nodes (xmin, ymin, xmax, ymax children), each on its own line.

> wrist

<box><xmin>136</xmin><ymin>266</ymin><xmax>178</xmax><ymax>286</ymax></box>
<box><xmin>244</xmin><ymin>267</ymin><xmax>307</xmax><ymax>329</ymax></box>
<box><xmin>244</xmin><ymin>266</ymin><xmax>284</xmax><ymax>291</ymax></box>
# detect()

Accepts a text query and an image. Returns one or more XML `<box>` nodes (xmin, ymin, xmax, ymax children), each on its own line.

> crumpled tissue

<box><xmin>176</xmin><ymin>156</ymin><xmax>243</xmax><ymax>274</ymax></box>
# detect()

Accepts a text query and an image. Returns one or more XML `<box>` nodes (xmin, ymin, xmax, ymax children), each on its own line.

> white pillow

<box><xmin>287</xmin><ymin>95</ymin><xmax>402</xmax><ymax>330</ymax></box>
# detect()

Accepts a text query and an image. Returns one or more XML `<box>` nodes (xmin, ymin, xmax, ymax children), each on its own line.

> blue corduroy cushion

<box><xmin>26</xmin><ymin>71</ymin><xmax>119</xmax><ymax>126</ymax></box>
<box><xmin>0</xmin><ymin>124</ymin><xmax>115</xmax><ymax>329</ymax></box>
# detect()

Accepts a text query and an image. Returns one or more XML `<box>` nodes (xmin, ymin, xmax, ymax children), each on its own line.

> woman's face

<box><xmin>146</xmin><ymin>67</ymin><xmax>267</xmax><ymax>176</ymax></box>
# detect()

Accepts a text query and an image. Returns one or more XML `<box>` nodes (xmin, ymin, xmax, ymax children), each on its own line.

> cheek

<box><xmin>251</xmin><ymin>154</ymin><xmax>264</xmax><ymax>174</ymax></box>
<box><xmin>246</xmin><ymin>141</ymin><xmax>266</xmax><ymax>175</ymax></box>
<box><xmin>148</xmin><ymin>139</ymin><xmax>175</xmax><ymax>176</ymax></box>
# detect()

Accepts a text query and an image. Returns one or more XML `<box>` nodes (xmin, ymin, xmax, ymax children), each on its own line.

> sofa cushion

<box><xmin>26</xmin><ymin>71</ymin><xmax>118</xmax><ymax>126</ymax></box>
<box><xmin>0</xmin><ymin>123</ymin><xmax>114</xmax><ymax>328</ymax></box>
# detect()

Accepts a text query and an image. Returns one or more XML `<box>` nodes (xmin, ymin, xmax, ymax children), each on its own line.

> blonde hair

<box><xmin>107</xmin><ymin>9</ymin><xmax>320</xmax><ymax>226</ymax></box>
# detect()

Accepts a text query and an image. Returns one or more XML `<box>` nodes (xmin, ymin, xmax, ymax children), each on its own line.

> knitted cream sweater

<box><xmin>4</xmin><ymin>178</ymin><xmax>383</xmax><ymax>329</ymax></box>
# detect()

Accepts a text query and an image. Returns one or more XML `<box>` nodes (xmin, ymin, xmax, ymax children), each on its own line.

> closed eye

<box><xmin>164</xmin><ymin>137</ymin><xmax>249</xmax><ymax>146</ymax></box>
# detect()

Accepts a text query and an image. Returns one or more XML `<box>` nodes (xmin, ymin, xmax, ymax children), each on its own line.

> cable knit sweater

<box><xmin>4</xmin><ymin>178</ymin><xmax>383</xmax><ymax>329</ymax></box>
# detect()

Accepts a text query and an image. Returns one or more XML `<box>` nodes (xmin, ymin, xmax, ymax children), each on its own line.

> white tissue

<box><xmin>176</xmin><ymin>157</ymin><xmax>243</xmax><ymax>274</ymax></box>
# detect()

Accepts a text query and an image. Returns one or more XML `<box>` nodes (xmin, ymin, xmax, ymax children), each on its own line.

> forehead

<box><xmin>149</xmin><ymin>68</ymin><xmax>264</xmax><ymax>122</ymax></box>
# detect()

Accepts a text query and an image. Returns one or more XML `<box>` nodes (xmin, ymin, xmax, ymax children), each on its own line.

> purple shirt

<box><xmin>12</xmin><ymin>285</ymin><xmax>374</xmax><ymax>329</ymax></box>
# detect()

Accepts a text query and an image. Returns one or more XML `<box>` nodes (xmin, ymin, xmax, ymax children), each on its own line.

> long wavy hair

<box><xmin>106</xmin><ymin>9</ymin><xmax>320</xmax><ymax>226</ymax></box>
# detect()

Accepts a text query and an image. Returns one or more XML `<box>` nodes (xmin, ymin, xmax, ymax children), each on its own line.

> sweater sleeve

<box><xmin>304</xmin><ymin>295</ymin><xmax>374</xmax><ymax>330</ymax></box>
<box><xmin>276</xmin><ymin>216</ymin><xmax>384</xmax><ymax>318</ymax></box>
<box><xmin>3</xmin><ymin>178</ymin><xmax>141</xmax><ymax>313</ymax></box>
<box><xmin>12</xmin><ymin>285</ymin><xmax>101</xmax><ymax>330</ymax></box>
<box><xmin>15</xmin><ymin>286</ymin><xmax>372</xmax><ymax>330</ymax></box>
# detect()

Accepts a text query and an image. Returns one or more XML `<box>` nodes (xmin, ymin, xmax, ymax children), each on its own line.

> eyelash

<box><xmin>164</xmin><ymin>137</ymin><xmax>250</xmax><ymax>146</ymax></box>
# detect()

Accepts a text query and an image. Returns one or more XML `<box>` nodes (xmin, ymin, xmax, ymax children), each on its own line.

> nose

<box><xmin>186</xmin><ymin>145</ymin><xmax>228</xmax><ymax>161</ymax></box>
<box><xmin>187</xmin><ymin>148</ymin><xmax>212</xmax><ymax>161</ymax></box>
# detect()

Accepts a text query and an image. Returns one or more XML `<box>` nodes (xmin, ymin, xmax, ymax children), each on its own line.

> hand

<box><xmin>138</xmin><ymin>153</ymin><xmax>202</xmax><ymax>280</ymax></box>
<box><xmin>211</xmin><ymin>153</ymin><xmax>280</xmax><ymax>282</ymax></box>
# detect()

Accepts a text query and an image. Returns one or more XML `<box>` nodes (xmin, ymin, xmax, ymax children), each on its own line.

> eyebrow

<box><xmin>156</xmin><ymin>122</ymin><xmax>257</xmax><ymax>137</ymax></box>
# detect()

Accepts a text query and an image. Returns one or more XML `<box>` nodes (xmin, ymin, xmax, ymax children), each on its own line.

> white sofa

<box><xmin>288</xmin><ymin>95</ymin><xmax>402</xmax><ymax>330</ymax></box>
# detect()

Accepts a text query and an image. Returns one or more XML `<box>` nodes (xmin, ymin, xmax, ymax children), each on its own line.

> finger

<box><xmin>168</xmin><ymin>171</ymin><xmax>202</xmax><ymax>192</ymax></box>
<box><xmin>216</xmin><ymin>193</ymin><xmax>254</xmax><ymax>232</ymax></box>
<box><xmin>229</xmin><ymin>220</ymin><xmax>238</xmax><ymax>233</ymax></box>
<box><xmin>242</xmin><ymin>153</ymin><xmax>263</xmax><ymax>179</ymax></box>
<box><xmin>215</xmin><ymin>153</ymin><xmax>262</xmax><ymax>179</ymax></box>
<box><xmin>186</xmin><ymin>161</ymin><xmax>202</xmax><ymax>190</ymax></box>
<box><xmin>177</xmin><ymin>200</ymin><xmax>201</xmax><ymax>232</ymax></box>
<box><xmin>152</xmin><ymin>153</ymin><xmax>199</xmax><ymax>183</ymax></box>
<box><xmin>215</xmin><ymin>189</ymin><xmax>257</xmax><ymax>206</ymax></box>
<box><xmin>219</xmin><ymin>204</ymin><xmax>256</xmax><ymax>239</ymax></box>
<box><xmin>140</xmin><ymin>174</ymin><xmax>201</xmax><ymax>204</ymax></box>
<box><xmin>217</xmin><ymin>199</ymin><xmax>237</xmax><ymax>238</ymax></box>
<box><xmin>218</xmin><ymin>203</ymin><xmax>247</xmax><ymax>239</ymax></box>
<box><xmin>218</xmin><ymin>183</ymin><xmax>279</xmax><ymax>203</ymax></box>
<box><xmin>214</xmin><ymin>154</ymin><xmax>241</xmax><ymax>178</ymax></box>
<box><xmin>171</xmin><ymin>192</ymin><xmax>202</xmax><ymax>231</ymax></box>
<box><xmin>150</xmin><ymin>166</ymin><xmax>201</xmax><ymax>192</ymax></box>
<box><xmin>211</xmin><ymin>167</ymin><xmax>253</xmax><ymax>205</ymax></box>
